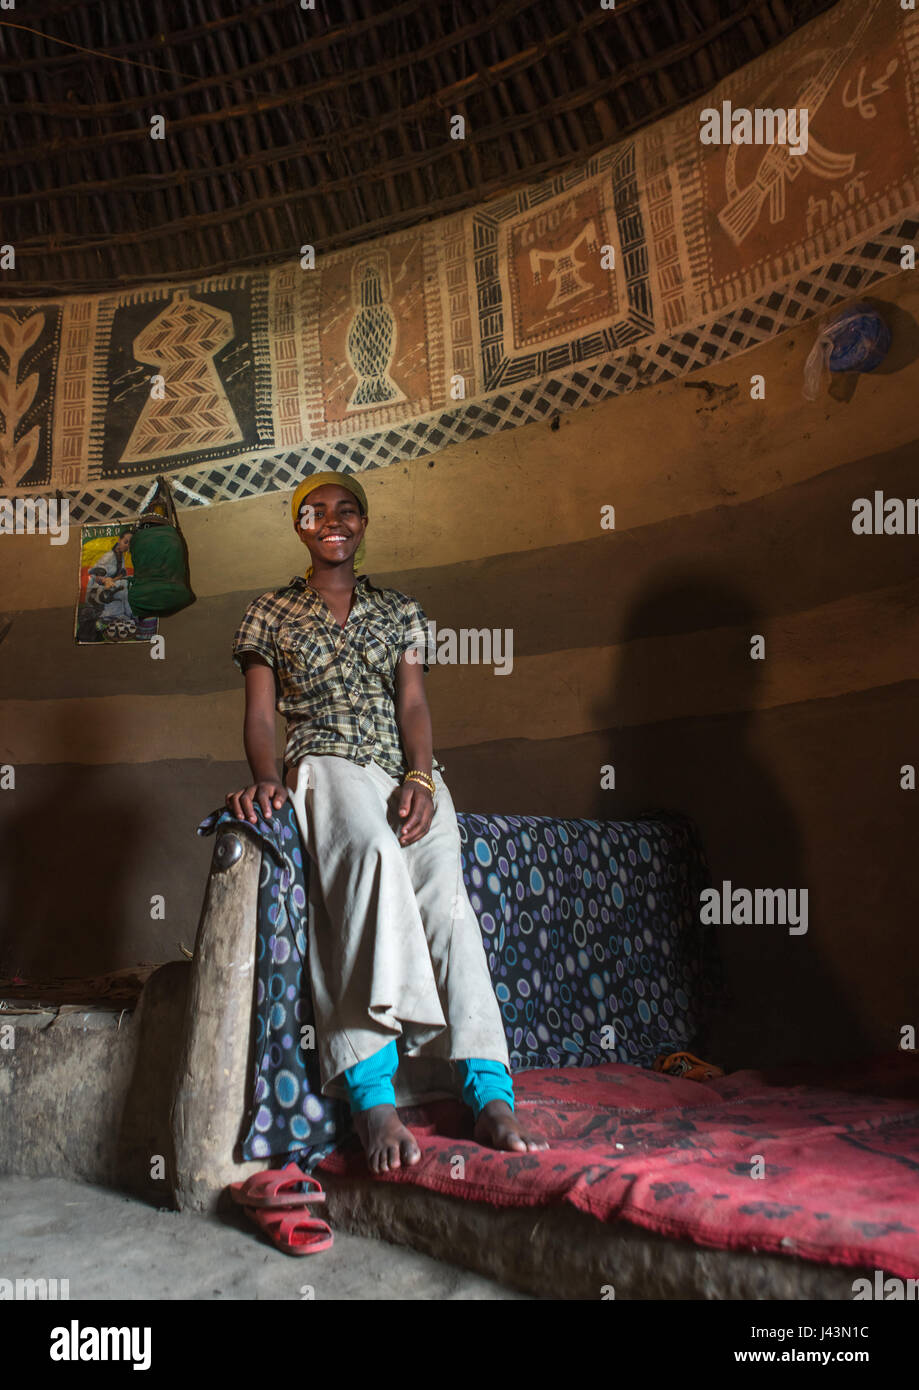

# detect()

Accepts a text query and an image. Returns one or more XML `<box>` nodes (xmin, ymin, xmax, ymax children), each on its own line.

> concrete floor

<box><xmin>0</xmin><ymin>1176</ymin><xmax>527</xmax><ymax>1301</ymax></box>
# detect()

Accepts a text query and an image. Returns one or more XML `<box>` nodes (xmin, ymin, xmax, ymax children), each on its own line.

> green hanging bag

<box><xmin>126</xmin><ymin>476</ymin><xmax>196</xmax><ymax>619</ymax></box>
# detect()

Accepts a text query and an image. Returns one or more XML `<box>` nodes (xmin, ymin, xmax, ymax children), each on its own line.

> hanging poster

<box><xmin>74</xmin><ymin>522</ymin><xmax>159</xmax><ymax>644</ymax></box>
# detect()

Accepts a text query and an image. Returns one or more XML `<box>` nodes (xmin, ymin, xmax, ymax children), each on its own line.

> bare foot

<box><xmin>352</xmin><ymin>1103</ymin><xmax>422</xmax><ymax>1174</ymax></box>
<box><xmin>473</xmin><ymin>1100</ymin><xmax>549</xmax><ymax>1153</ymax></box>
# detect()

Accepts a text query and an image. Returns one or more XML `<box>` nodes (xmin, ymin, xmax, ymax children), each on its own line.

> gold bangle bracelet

<box><xmin>404</xmin><ymin>770</ymin><xmax>435</xmax><ymax>795</ymax></box>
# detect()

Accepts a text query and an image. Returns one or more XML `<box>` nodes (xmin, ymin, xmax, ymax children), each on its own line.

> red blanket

<box><xmin>318</xmin><ymin>1052</ymin><xmax>919</xmax><ymax>1277</ymax></box>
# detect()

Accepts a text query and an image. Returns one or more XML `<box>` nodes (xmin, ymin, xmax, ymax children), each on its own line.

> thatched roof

<box><xmin>2</xmin><ymin>0</ymin><xmax>838</xmax><ymax>298</ymax></box>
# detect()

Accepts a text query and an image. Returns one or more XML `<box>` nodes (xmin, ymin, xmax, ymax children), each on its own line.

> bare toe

<box><xmin>473</xmin><ymin>1100</ymin><xmax>549</xmax><ymax>1153</ymax></box>
<box><xmin>353</xmin><ymin>1102</ymin><xmax>422</xmax><ymax>1174</ymax></box>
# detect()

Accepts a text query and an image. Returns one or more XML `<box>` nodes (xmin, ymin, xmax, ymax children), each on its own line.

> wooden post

<box><xmin>170</xmin><ymin>825</ymin><xmax>266</xmax><ymax>1212</ymax></box>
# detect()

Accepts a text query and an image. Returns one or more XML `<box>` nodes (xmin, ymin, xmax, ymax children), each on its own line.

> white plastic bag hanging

<box><xmin>802</xmin><ymin>302</ymin><xmax>891</xmax><ymax>400</ymax></box>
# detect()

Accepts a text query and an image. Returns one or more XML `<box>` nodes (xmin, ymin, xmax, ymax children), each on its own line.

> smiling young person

<box><xmin>227</xmin><ymin>473</ymin><xmax>547</xmax><ymax>1172</ymax></box>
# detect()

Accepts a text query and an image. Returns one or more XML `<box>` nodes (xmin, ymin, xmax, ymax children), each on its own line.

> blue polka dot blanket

<box><xmin>197</xmin><ymin>803</ymin><xmax>721</xmax><ymax>1173</ymax></box>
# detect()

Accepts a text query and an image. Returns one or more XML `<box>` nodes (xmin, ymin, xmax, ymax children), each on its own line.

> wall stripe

<box><xmin>2</xmin><ymin>576</ymin><xmax>916</xmax><ymax>765</ymax></box>
<box><xmin>3</xmin><ymin>430</ymin><xmax>919</xmax><ymax>704</ymax></box>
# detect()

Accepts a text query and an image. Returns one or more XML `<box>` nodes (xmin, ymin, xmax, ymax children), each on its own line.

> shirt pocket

<box><xmin>355</xmin><ymin>618</ymin><xmax>401</xmax><ymax>683</ymax></box>
<box><xmin>274</xmin><ymin>622</ymin><xmax>335</xmax><ymax>689</ymax></box>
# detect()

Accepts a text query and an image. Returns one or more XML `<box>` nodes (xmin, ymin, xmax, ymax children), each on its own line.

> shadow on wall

<box><xmin>0</xmin><ymin>706</ymin><xmax>147</xmax><ymax>979</ymax></box>
<box><xmin>596</xmin><ymin>567</ymin><xmax>872</xmax><ymax>1072</ymax></box>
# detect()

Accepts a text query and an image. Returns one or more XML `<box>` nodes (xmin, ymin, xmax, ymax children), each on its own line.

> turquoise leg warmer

<box><xmin>343</xmin><ymin>1039</ymin><xmax>399</xmax><ymax>1116</ymax></box>
<box><xmin>457</xmin><ymin>1058</ymin><xmax>515</xmax><ymax>1120</ymax></box>
<box><xmin>344</xmin><ymin>1047</ymin><xmax>515</xmax><ymax>1121</ymax></box>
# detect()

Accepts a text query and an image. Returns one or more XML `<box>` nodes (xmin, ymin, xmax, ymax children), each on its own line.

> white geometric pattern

<box><xmin>54</xmin><ymin>215</ymin><xmax>915</xmax><ymax>525</ymax></box>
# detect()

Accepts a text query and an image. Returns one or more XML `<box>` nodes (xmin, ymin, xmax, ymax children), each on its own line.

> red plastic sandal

<box><xmin>244</xmin><ymin>1206</ymin><xmax>334</xmax><ymax>1256</ymax></box>
<box><xmin>229</xmin><ymin>1160</ymin><xmax>327</xmax><ymax>1209</ymax></box>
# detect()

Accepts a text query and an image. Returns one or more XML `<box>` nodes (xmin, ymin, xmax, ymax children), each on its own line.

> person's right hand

<box><xmin>226</xmin><ymin>779</ymin><xmax>288</xmax><ymax>823</ymax></box>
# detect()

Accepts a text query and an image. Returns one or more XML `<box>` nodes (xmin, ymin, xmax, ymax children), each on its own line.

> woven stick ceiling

<box><xmin>1</xmin><ymin>0</ymin><xmax>838</xmax><ymax>298</ymax></box>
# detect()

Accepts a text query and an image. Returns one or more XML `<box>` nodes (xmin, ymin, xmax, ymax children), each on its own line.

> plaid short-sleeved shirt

<box><xmin>231</xmin><ymin>573</ymin><xmax>443</xmax><ymax>779</ymax></box>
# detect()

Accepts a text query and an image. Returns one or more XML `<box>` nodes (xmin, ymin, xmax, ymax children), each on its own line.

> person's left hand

<box><xmin>396</xmin><ymin>780</ymin><xmax>434</xmax><ymax>846</ymax></box>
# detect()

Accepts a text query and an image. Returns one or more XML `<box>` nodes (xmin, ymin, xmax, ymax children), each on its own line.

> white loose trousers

<box><xmin>286</xmin><ymin>754</ymin><xmax>510</xmax><ymax>1106</ymax></box>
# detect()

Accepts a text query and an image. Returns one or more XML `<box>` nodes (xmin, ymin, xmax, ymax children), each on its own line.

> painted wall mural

<box><xmin>98</xmin><ymin>279</ymin><xmax>271</xmax><ymax>478</ymax></box>
<box><xmin>0</xmin><ymin>0</ymin><xmax>916</xmax><ymax>524</ymax></box>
